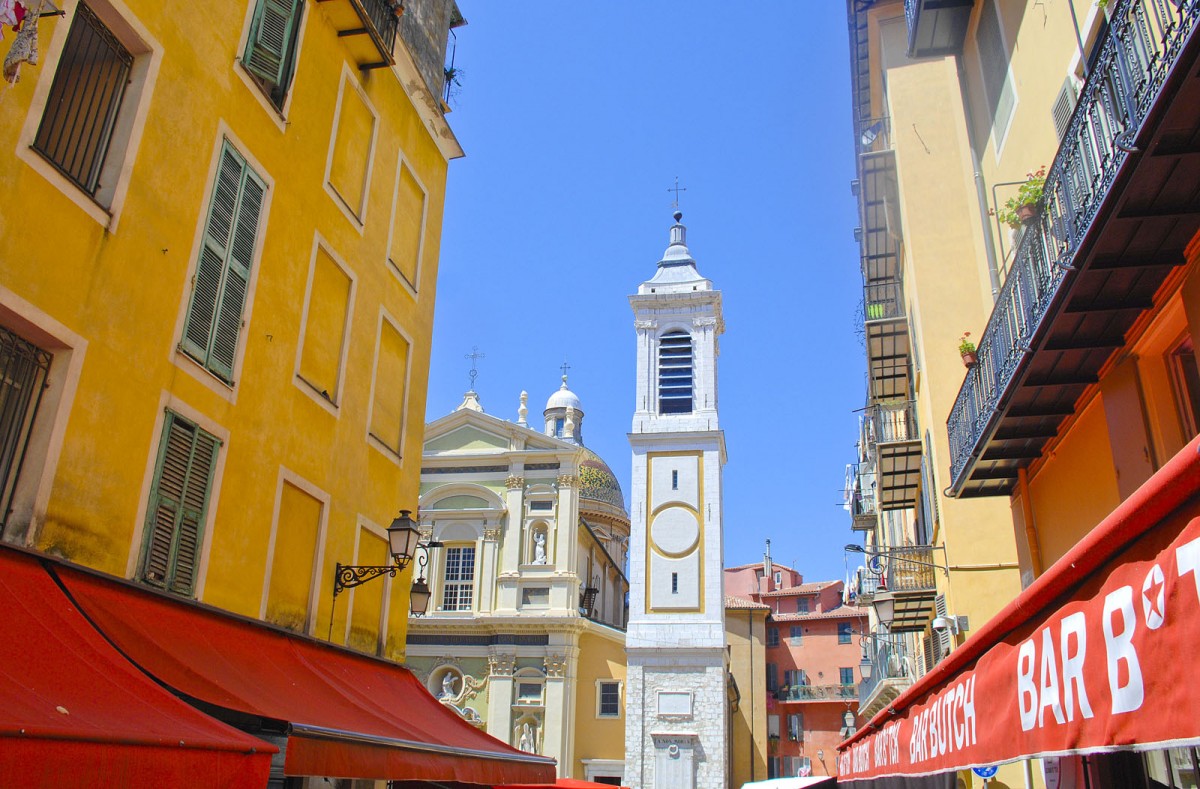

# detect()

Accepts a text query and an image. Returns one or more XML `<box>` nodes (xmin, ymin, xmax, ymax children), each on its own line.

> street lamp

<box><xmin>859</xmin><ymin>658</ymin><xmax>874</xmax><ymax>682</ymax></box>
<box><xmin>334</xmin><ymin>510</ymin><xmax>420</xmax><ymax>598</ymax></box>
<box><xmin>873</xmin><ymin>591</ymin><xmax>896</xmax><ymax>626</ymax></box>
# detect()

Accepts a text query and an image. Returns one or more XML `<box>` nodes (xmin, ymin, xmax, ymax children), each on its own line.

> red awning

<box><xmin>495</xmin><ymin>779</ymin><xmax>631</xmax><ymax>789</ymax></box>
<box><xmin>0</xmin><ymin>549</ymin><xmax>273</xmax><ymax>788</ymax></box>
<box><xmin>838</xmin><ymin>436</ymin><xmax>1200</xmax><ymax>781</ymax></box>
<box><xmin>53</xmin><ymin>563</ymin><xmax>556</xmax><ymax>785</ymax></box>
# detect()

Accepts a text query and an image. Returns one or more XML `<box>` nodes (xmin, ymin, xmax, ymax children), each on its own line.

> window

<box><xmin>597</xmin><ymin>681</ymin><xmax>621</xmax><ymax>718</ymax></box>
<box><xmin>840</xmin><ymin>667</ymin><xmax>856</xmax><ymax>686</ymax></box>
<box><xmin>517</xmin><ymin>681</ymin><xmax>543</xmax><ymax>704</ymax></box>
<box><xmin>671</xmin><ymin>469</ymin><xmax>678</xmax><ymax>490</ymax></box>
<box><xmin>768</xmin><ymin>757</ymin><xmax>781</xmax><ymax>779</ymax></box>
<box><xmin>242</xmin><ymin>0</ymin><xmax>303</xmax><ymax>109</ymax></box>
<box><xmin>975</xmin><ymin>0</ymin><xmax>1016</xmax><ymax>153</ymax></box>
<box><xmin>0</xmin><ymin>327</ymin><xmax>52</xmax><ymax>523</ymax></box>
<box><xmin>441</xmin><ymin>545</ymin><xmax>476</xmax><ymax>611</ymax></box>
<box><xmin>181</xmin><ymin>142</ymin><xmax>267</xmax><ymax>382</ymax></box>
<box><xmin>529</xmin><ymin>500</ymin><xmax>553</xmax><ymax>511</ymax></box>
<box><xmin>838</xmin><ymin>622</ymin><xmax>853</xmax><ymax>644</ymax></box>
<box><xmin>141</xmin><ymin>412</ymin><xmax>220</xmax><ymax>596</ymax></box>
<box><xmin>784</xmin><ymin>756</ymin><xmax>811</xmax><ymax>778</ymax></box>
<box><xmin>671</xmin><ymin>572</ymin><xmax>678</xmax><ymax>594</ymax></box>
<box><xmin>787</xmin><ymin>713</ymin><xmax>803</xmax><ymax>742</ymax></box>
<box><xmin>774</xmin><ymin>571</ymin><xmax>782</xmax><ymax>586</ymax></box>
<box><xmin>767</xmin><ymin>714</ymin><xmax>780</xmax><ymax>738</ymax></box>
<box><xmin>796</xmin><ymin>597</ymin><xmax>810</xmax><ymax>613</ymax></box>
<box><xmin>766</xmin><ymin>663</ymin><xmax>778</xmax><ymax>692</ymax></box>
<box><xmin>657</xmin><ymin>331</ymin><xmax>693</xmax><ymax>413</ymax></box>
<box><xmin>766</xmin><ymin>627</ymin><xmax>780</xmax><ymax>648</ymax></box>
<box><xmin>1169</xmin><ymin>337</ymin><xmax>1200</xmax><ymax>439</ymax></box>
<box><xmin>784</xmin><ymin>669</ymin><xmax>806</xmax><ymax>688</ymax></box>
<box><xmin>789</xmin><ymin>625</ymin><xmax>803</xmax><ymax>645</ymax></box>
<box><xmin>33</xmin><ymin>2</ymin><xmax>133</xmax><ymax>199</ymax></box>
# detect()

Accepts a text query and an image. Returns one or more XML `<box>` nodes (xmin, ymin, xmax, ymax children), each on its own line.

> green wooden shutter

<box><xmin>181</xmin><ymin>142</ymin><xmax>266</xmax><ymax>382</ymax></box>
<box><xmin>142</xmin><ymin>413</ymin><xmax>220</xmax><ymax>596</ymax></box>
<box><xmin>244</xmin><ymin>0</ymin><xmax>299</xmax><ymax>85</ymax></box>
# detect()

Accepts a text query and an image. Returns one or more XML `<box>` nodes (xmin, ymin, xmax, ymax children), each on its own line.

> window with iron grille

<box><xmin>140</xmin><ymin>412</ymin><xmax>220</xmax><ymax>596</ymax></box>
<box><xmin>242</xmin><ymin>0</ymin><xmax>304</xmax><ymax>109</ymax></box>
<box><xmin>598</xmin><ymin>681</ymin><xmax>621</xmax><ymax>717</ymax></box>
<box><xmin>441</xmin><ymin>545</ymin><xmax>476</xmax><ymax>611</ymax></box>
<box><xmin>657</xmin><ymin>331</ymin><xmax>693</xmax><ymax>413</ymax></box>
<box><xmin>33</xmin><ymin>2</ymin><xmax>133</xmax><ymax>200</ymax></box>
<box><xmin>181</xmin><ymin>141</ymin><xmax>267</xmax><ymax>383</ymax></box>
<box><xmin>0</xmin><ymin>328</ymin><xmax>52</xmax><ymax>528</ymax></box>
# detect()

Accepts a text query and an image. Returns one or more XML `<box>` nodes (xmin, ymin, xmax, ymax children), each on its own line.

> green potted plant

<box><xmin>959</xmin><ymin>332</ymin><xmax>977</xmax><ymax>367</ymax></box>
<box><xmin>995</xmin><ymin>166</ymin><xmax>1047</xmax><ymax>229</ymax></box>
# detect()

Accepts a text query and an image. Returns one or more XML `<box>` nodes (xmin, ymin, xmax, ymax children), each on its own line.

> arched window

<box><xmin>658</xmin><ymin>331</ymin><xmax>693</xmax><ymax>413</ymax></box>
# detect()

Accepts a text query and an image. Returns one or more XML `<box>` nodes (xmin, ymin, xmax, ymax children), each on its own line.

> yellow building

<box><xmin>725</xmin><ymin>594</ymin><xmax>770</xmax><ymax>789</ymax></box>
<box><xmin>841</xmin><ymin>1</ymin><xmax>1200</xmax><ymax>788</ymax></box>
<box><xmin>1</xmin><ymin>0</ymin><xmax>462</xmax><ymax>651</ymax></box>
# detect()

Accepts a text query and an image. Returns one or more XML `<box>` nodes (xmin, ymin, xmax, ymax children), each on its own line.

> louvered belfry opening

<box><xmin>33</xmin><ymin>2</ymin><xmax>133</xmax><ymax>197</ymax></box>
<box><xmin>0</xmin><ymin>327</ymin><xmax>52</xmax><ymax>527</ymax></box>
<box><xmin>658</xmin><ymin>331</ymin><xmax>694</xmax><ymax>414</ymax></box>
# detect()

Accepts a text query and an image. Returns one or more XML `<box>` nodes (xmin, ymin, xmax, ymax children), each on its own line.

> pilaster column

<box><xmin>554</xmin><ymin>475</ymin><xmax>577</xmax><ymax>574</ymax></box>
<box><xmin>478</xmin><ymin>520</ymin><xmax>501</xmax><ymax>612</ymax></box>
<box><xmin>542</xmin><ymin>651</ymin><xmax>571</xmax><ymax>776</ymax></box>
<box><xmin>503</xmin><ymin>475</ymin><xmax>525</xmax><ymax>570</ymax></box>
<box><xmin>486</xmin><ymin>652</ymin><xmax>516</xmax><ymax>741</ymax></box>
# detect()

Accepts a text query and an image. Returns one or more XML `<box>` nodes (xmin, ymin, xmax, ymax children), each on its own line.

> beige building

<box><xmin>725</xmin><ymin>594</ymin><xmax>770</xmax><ymax>789</ymax></box>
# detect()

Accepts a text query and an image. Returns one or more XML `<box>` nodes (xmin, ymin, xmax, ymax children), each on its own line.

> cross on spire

<box><xmin>668</xmin><ymin>176</ymin><xmax>687</xmax><ymax>209</ymax></box>
<box><xmin>465</xmin><ymin>346</ymin><xmax>485</xmax><ymax>390</ymax></box>
<box><xmin>560</xmin><ymin>360</ymin><xmax>571</xmax><ymax>382</ymax></box>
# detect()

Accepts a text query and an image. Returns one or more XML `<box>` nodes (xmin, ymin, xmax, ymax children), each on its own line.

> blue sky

<box><xmin>425</xmin><ymin>3</ymin><xmax>865</xmax><ymax>584</ymax></box>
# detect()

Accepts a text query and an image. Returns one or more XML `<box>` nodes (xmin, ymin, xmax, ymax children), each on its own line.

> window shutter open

<box><xmin>182</xmin><ymin>143</ymin><xmax>265</xmax><ymax>382</ymax></box>
<box><xmin>1051</xmin><ymin>76</ymin><xmax>1079</xmax><ymax>140</ymax></box>
<box><xmin>244</xmin><ymin>0</ymin><xmax>299</xmax><ymax>84</ymax></box>
<box><xmin>142</xmin><ymin>413</ymin><xmax>220</xmax><ymax>596</ymax></box>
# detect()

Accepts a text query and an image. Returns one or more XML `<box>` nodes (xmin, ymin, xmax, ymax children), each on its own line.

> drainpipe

<box><xmin>749</xmin><ymin>610</ymin><xmax>756</xmax><ymax>782</ymax></box>
<box><xmin>956</xmin><ymin>59</ymin><xmax>1002</xmax><ymax>301</ymax></box>
<box><xmin>1018</xmin><ymin>467</ymin><xmax>1043</xmax><ymax>577</ymax></box>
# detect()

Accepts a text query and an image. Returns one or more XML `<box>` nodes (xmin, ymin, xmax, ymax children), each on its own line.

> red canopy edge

<box><xmin>495</xmin><ymin>778</ymin><xmax>631</xmax><ymax>788</ymax></box>
<box><xmin>0</xmin><ymin>547</ymin><xmax>273</xmax><ymax>789</ymax></box>
<box><xmin>53</xmin><ymin>561</ymin><xmax>556</xmax><ymax>785</ymax></box>
<box><xmin>837</xmin><ymin>436</ymin><xmax>1200</xmax><ymax>779</ymax></box>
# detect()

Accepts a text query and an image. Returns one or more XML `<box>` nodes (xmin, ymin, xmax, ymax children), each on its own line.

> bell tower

<box><xmin>624</xmin><ymin>211</ymin><xmax>727</xmax><ymax>789</ymax></box>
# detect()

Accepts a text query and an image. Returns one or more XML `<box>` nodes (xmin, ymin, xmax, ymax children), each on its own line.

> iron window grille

<box><xmin>34</xmin><ymin>2</ymin><xmax>133</xmax><ymax>199</ymax></box>
<box><xmin>0</xmin><ymin>328</ymin><xmax>52</xmax><ymax>528</ymax></box>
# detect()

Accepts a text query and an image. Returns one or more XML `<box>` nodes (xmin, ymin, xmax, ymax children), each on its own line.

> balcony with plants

<box><xmin>947</xmin><ymin>0</ymin><xmax>1200</xmax><ymax>497</ymax></box>
<box><xmin>776</xmin><ymin>684</ymin><xmax>859</xmax><ymax>703</ymax></box>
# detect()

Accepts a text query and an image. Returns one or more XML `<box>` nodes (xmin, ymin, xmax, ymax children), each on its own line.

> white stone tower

<box><xmin>625</xmin><ymin>211</ymin><xmax>727</xmax><ymax>789</ymax></box>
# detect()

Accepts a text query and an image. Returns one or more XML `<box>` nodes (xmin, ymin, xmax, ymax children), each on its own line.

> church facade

<box><xmin>625</xmin><ymin>212</ymin><xmax>730</xmax><ymax>789</ymax></box>
<box><xmin>406</xmin><ymin>384</ymin><xmax>630</xmax><ymax>783</ymax></box>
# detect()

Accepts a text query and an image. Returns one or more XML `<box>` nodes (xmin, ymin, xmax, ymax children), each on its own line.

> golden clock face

<box><xmin>650</xmin><ymin>505</ymin><xmax>700</xmax><ymax>557</ymax></box>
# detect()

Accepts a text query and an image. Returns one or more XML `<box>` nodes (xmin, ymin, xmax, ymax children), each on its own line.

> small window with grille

<box><xmin>33</xmin><ymin>2</ymin><xmax>134</xmax><ymax>201</ymax></box>
<box><xmin>657</xmin><ymin>331</ymin><xmax>693</xmax><ymax>414</ymax></box>
<box><xmin>0</xmin><ymin>328</ymin><xmax>52</xmax><ymax>526</ymax></box>
<box><xmin>597</xmin><ymin>681</ymin><xmax>621</xmax><ymax>718</ymax></box>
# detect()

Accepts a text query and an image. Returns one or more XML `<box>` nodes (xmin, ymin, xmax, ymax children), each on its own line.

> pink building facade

<box><xmin>726</xmin><ymin>558</ymin><xmax>867</xmax><ymax>780</ymax></box>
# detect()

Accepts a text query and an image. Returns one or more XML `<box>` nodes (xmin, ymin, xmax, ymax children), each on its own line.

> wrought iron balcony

<box><xmin>904</xmin><ymin>0</ymin><xmax>974</xmax><ymax>58</ymax></box>
<box><xmin>947</xmin><ymin>0</ymin><xmax>1200</xmax><ymax>497</ymax></box>
<box><xmin>864</xmin><ymin>279</ymin><xmax>904</xmax><ymax>324</ymax></box>
<box><xmin>852</xmin><ymin>567</ymin><xmax>882</xmax><ymax>604</ymax></box>
<box><xmin>849</xmin><ymin>466</ymin><xmax>877</xmax><ymax>533</ymax></box>
<box><xmin>861</xmin><ymin>544</ymin><xmax>942</xmax><ymax>632</ymax></box>
<box><xmin>777</xmin><ymin>684</ymin><xmax>859</xmax><ymax>703</ymax></box>
<box><xmin>859</xmin><ymin>635</ymin><xmax>914</xmax><ymax>718</ymax></box>
<box><xmin>857</xmin><ymin>115</ymin><xmax>891</xmax><ymax>154</ymax></box>
<box><xmin>871</xmin><ymin>401</ymin><xmax>921</xmax><ymax>510</ymax></box>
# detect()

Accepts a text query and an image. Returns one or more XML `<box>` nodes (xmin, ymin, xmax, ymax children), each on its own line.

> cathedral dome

<box><xmin>579</xmin><ymin>448</ymin><xmax>625</xmax><ymax>511</ymax></box>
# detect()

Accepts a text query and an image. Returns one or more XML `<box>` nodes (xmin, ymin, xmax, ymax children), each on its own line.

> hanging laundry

<box><xmin>3</xmin><ymin>0</ymin><xmax>41</xmax><ymax>83</ymax></box>
<box><xmin>0</xmin><ymin>1</ymin><xmax>25</xmax><ymax>37</ymax></box>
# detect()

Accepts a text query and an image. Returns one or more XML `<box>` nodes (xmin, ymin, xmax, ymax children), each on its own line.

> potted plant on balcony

<box><xmin>995</xmin><ymin>166</ymin><xmax>1047</xmax><ymax>229</ymax></box>
<box><xmin>959</xmin><ymin>332</ymin><xmax>978</xmax><ymax>368</ymax></box>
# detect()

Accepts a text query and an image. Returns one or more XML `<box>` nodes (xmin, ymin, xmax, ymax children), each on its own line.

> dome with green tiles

<box><xmin>579</xmin><ymin>448</ymin><xmax>625</xmax><ymax>511</ymax></box>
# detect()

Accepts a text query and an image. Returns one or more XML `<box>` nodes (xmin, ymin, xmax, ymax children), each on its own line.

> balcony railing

<box><xmin>864</xmin><ymin>279</ymin><xmax>904</xmax><ymax>323</ymax></box>
<box><xmin>947</xmin><ymin>0</ymin><xmax>1199</xmax><ymax>492</ymax></box>
<box><xmin>872</xmin><ymin>545</ymin><xmax>939</xmax><ymax>593</ymax></box>
<box><xmin>859</xmin><ymin>634</ymin><xmax>914</xmax><ymax>711</ymax></box>
<box><xmin>857</xmin><ymin>115</ymin><xmax>891</xmax><ymax>153</ymax></box>
<box><xmin>777</xmin><ymin>684</ymin><xmax>859</xmax><ymax>703</ymax></box>
<box><xmin>872</xmin><ymin>400</ymin><xmax>917</xmax><ymax>444</ymax></box>
<box><xmin>323</xmin><ymin>0</ymin><xmax>400</xmax><ymax>70</ymax></box>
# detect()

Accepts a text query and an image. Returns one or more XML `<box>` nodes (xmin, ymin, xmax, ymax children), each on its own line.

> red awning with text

<box><xmin>838</xmin><ymin>437</ymin><xmax>1200</xmax><ymax>781</ymax></box>
<box><xmin>54</xmin><ymin>565</ymin><xmax>556</xmax><ymax>785</ymax></box>
<box><xmin>0</xmin><ymin>549</ymin><xmax>272</xmax><ymax>789</ymax></box>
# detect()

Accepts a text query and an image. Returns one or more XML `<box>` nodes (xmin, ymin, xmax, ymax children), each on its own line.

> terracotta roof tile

<box><xmin>724</xmin><ymin>594</ymin><xmax>771</xmax><ymax>610</ymax></box>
